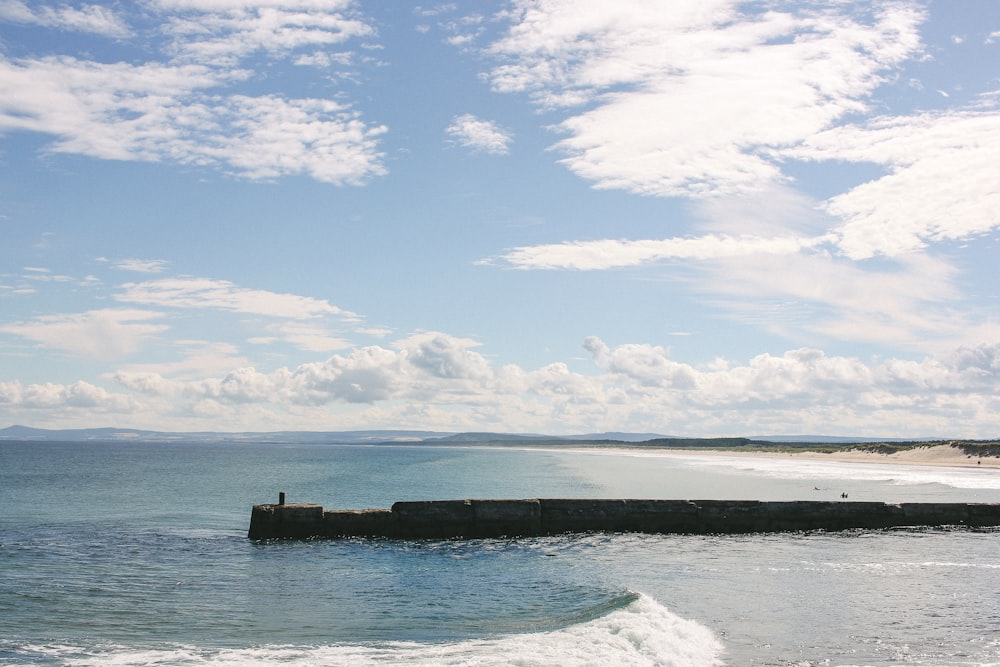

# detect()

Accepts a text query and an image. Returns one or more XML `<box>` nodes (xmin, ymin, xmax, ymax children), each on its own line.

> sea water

<box><xmin>1</xmin><ymin>441</ymin><xmax>999</xmax><ymax>666</ymax></box>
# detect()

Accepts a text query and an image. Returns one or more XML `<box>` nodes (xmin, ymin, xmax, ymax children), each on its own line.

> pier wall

<box><xmin>248</xmin><ymin>499</ymin><xmax>1000</xmax><ymax>540</ymax></box>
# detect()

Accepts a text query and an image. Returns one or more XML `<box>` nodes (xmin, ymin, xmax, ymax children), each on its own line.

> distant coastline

<box><xmin>3</xmin><ymin>424</ymin><xmax>998</xmax><ymax>468</ymax></box>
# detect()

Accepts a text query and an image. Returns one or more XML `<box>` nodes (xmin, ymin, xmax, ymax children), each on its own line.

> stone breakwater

<box><xmin>248</xmin><ymin>498</ymin><xmax>1000</xmax><ymax>540</ymax></box>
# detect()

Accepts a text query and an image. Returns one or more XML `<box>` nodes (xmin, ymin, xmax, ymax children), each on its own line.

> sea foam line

<box><xmin>14</xmin><ymin>593</ymin><xmax>723</xmax><ymax>667</ymax></box>
<box><xmin>584</xmin><ymin>448</ymin><xmax>1000</xmax><ymax>490</ymax></box>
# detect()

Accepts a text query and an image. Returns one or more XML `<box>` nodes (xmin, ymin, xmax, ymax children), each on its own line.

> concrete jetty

<box><xmin>248</xmin><ymin>498</ymin><xmax>1000</xmax><ymax>540</ymax></box>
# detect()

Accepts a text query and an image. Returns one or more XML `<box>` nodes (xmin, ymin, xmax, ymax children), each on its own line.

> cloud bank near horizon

<box><xmin>2</xmin><ymin>328</ymin><xmax>997</xmax><ymax>437</ymax></box>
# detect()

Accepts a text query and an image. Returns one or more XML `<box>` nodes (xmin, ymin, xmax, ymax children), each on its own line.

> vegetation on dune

<box><xmin>458</xmin><ymin>436</ymin><xmax>1000</xmax><ymax>458</ymax></box>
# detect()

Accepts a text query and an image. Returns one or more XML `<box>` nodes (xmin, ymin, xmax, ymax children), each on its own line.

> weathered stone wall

<box><xmin>247</xmin><ymin>498</ymin><xmax>1000</xmax><ymax>540</ymax></box>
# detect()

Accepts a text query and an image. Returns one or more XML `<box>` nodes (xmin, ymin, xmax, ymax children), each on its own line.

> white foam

<box><xmin>577</xmin><ymin>447</ymin><xmax>1000</xmax><ymax>490</ymax></box>
<box><xmin>673</xmin><ymin>454</ymin><xmax>1000</xmax><ymax>490</ymax></box>
<box><xmin>32</xmin><ymin>594</ymin><xmax>723</xmax><ymax>667</ymax></box>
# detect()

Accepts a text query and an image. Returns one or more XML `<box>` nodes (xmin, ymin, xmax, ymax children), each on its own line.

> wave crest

<box><xmin>11</xmin><ymin>593</ymin><xmax>723</xmax><ymax>667</ymax></box>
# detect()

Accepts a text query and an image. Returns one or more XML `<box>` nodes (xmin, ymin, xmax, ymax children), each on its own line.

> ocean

<box><xmin>2</xmin><ymin>440</ymin><xmax>999</xmax><ymax>666</ymax></box>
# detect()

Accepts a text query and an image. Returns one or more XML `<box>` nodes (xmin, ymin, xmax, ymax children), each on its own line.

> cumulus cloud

<box><xmin>446</xmin><ymin>114</ymin><xmax>513</xmax><ymax>154</ymax></box>
<box><xmin>62</xmin><ymin>332</ymin><xmax>994</xmax><ymax>436</ymax></box>
<box><xmin>0</xmin><ymin>379</ymin><xmax>136</xmax><ymax>411</ymax></box>
<box><xmin>4</xmin><ymin>328</ymin><xmax>998</xmax><ymax>435</ymax></box>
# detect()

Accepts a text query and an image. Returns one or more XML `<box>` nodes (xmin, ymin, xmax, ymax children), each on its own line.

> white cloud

<box><xmin>0</xmin><ymin>0</ymin><xmax>386</xmax><ymax>186</ymax></box>
<box><xmin>116</xmin><ymin>277</ymin><xmax>358</xmax><ymax>321</ymax></box>
<box><xmin>789</xmin><ymin>108</ymin><xmax>1000</xmax><ymax>259</ymax></box>
<box><xmin>356</xmin><ymin>326</ymin><xmax>393</xmax><ymax>338</ymax></box>
<box><xmin>486</xmin><ymin>0</ymin><xmax>923</xmax><ymax>198</ymax></box>
<box><xmin>268</xmin><ymin>322</ymin><xmax>351</xmax><ymax>352</ymax></box>
<box><xmin>153</xmin><ymin>0</ymin><xmax>371</xmax><ymax>65</ymax></box>
<box><xmin>0</xmin><ymin>1</ymin><xmax>130</xmax><ymax>37</ymax></box>
<box><xmin>481</xmin><ymin>2</ymin><xmax>998</xmax><ymax>265</ymax></box>
<box><xmin>396</xmin><ymin>331</ymin><xmax>492</xmax><ymax>382</ymax></box>
<box><xmin>4</xmin><ymin>326</ymin><xmax>998</xmax><ymax>434</ymax></box>
<box><xmin>0</xmin><ymin>309</ymin><xmax>167</xmax><ymax>360</ymax></box>
<box><xmin>199</xmin><ymin>95</ymin><xmax>387</xmax><ymax>184</ymax></box>
<box><xmin>0</xmin><ymin>56</ymin><xmax>224</xmax><ymax>160</ymax></box>
<box><xmin>0</xmin><ymin>379</ymin><xmax>136</xmax><ymax>411</ymax></box>
<box><xmin>114</xmin><ymin>259</ymin><xmax>169</xmax><ymax>273</ymax></box>
<box><xmin>64</xmin><ymin>333</ymin><xmax>997</xmax><ymax>436</ymax></box>
<box><xmin>488</xmin><ymin>222</ymin><xmax>998</xmax><ymax>356</ymax></box>
<box><xmin>20</xmin><ymin>267</ymin><xmax>75</xmax><ymax>282</ymax></box>
<box><xmin>584</xmin><ymin>336</ymin><xmax>696</xmax><ymax>390</ymax></box>
<box><xmin>293</xmin><ymin>51</ymin><xmax>353</xmax><ymax>68</ymax></box>
<box><xmin>688</xmin><ymin>247</ymin><xmax>1000</xmax><ymax>355</ymax></box>
<box><xmin>446</xmin><ymin>113</ymin><xmax>513</xmax><ymax>154</ymax></box>
<box><xmin>0</xmin><ymin>56</ymin><xmax>387</xmax><ymax>185</ymax></box>
<box><xmin>112</xmin><ymin>341</ymin><xmax>252</xmax><ymax>383</ymax></box>
<box><xmin>117</xmin><ymin>331</ymin><xmax>498</xmax><ymax>409</ymax></box>
<box><xmin>490</xmin><ymin>233</ymin><xmax>831</xmax><ymax>270</ymax></box>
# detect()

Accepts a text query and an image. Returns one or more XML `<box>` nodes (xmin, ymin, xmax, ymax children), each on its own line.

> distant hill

<box><xmin>0</xmin><ymin>424</ymin><xmax>950</xmax><ymax>447</ymax></box>
<box><xmin>0</xmin><ymin>425</ymin><xmax>452</xmax><ymax>444</ymax></box>
<box><xmin>571</xmin><ymin>432</ymin><xmax>671</xmax><ymax>442</ymax></box>
<box><xmin>0</xmin><ymin>426</ymin><xmax>673</xmax><ymax>445</ymax></box>
<box><xmin>749</xmin><ymin>434</ymin><xmax>940</xmax><ymax>444</ymax></box>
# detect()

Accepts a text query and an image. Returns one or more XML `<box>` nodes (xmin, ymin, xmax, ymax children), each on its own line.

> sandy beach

<box><xmin>694</xmin><ymin>444</ymin><xmax>1000</xmax><ymax>469</ymax></box>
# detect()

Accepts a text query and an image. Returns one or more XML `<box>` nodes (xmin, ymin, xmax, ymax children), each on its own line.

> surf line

<box><xmin>248</xmin><ymin>497</ymin><xmax>1000</xmax><ymax>540</ymax></box>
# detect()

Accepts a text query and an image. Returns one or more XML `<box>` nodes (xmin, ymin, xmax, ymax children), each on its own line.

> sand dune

<box><xmin>730</xmin><ymin>444</ymin><xmax>999</xmax><ymax>469</ymax></box>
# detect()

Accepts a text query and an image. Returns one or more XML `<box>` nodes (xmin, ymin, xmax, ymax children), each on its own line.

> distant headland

<box><xmin>2</xmin><ymin>424</ymin><xmax>998</xmax><ymax>465</ymax></box>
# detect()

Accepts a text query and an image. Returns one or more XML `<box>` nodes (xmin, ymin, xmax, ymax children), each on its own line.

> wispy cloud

<box><xmin>446</xmin><ymin>114</ymin><xmax>512</xmax><ymax>154</ymax></box>
<box><xmin>111</xmin><ymin>341</ymin><xmax>252</xmax><ymax>384</ymax></box>
<box><xmin>486</xmin><ymin>1</ymin><xmax>923</xmax><ymax>198</ymax></box>
<box><xmin>113</xmin><ymin>259</ymin><xmax>169</xmax><ymax>273</ymax></box>
<box><xmin>0</xmin><ymin>0</ymin><xmax>130</xmax><ymax>37</ymax></box>
<box><xmin>115</xmin><ymin>277</ymin><xmax>359</xmax><ymax>321</ymax></box>
<box><xmin>790</xmin><ymin>107</ymin><xmax>1000</xmax><ymax>259</ymax></box>
<box><xmin>488</xmin><ymin>233</ymin><xmax>832</xmax><ymax>270</ymax></box>
<box><xmin>0</xmin><ymin>1</ymin><xmax>386</xmax><ymax>185</ymax></box>
<box><xmin>266</xmin><ymin>322</ymin><xmax>352</xmax><ymax>352</ymax></box>
<box><xmin>0</xmin><ymin>309</ymin><xmax>167</xmax><ymax>360</ymax></box>
<box><xmin>0</xmin><ymin>57</ymin><xmax>387</xmax><ymax>184</ymax></box>
<box><xmin>153</xmin><ymin>0</ymin><xmax>373</xmax><ymax>66</ymax></box>
<box><xmin>477</xmin><ymin>1</ymin><xmax>1000</xmax><ymax>260</ymax></box>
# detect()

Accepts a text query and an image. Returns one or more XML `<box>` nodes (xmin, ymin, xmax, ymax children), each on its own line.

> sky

<box><xmin>1</xmin><ymin>0</ymin><xmax>998</xmax><ymax>438</ymax></box>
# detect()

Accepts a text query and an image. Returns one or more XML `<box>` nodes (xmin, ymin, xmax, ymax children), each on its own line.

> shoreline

<box><xmin>666</xmin><ymin>444</ymin><xmax>1000</xmax><ymax>469</ymax></box>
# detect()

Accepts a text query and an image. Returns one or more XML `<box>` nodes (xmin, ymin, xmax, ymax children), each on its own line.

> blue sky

<box><xmin>1</xmin><ymin>0</ymin><xmax>998</xmax><ymax>437</ymax></box>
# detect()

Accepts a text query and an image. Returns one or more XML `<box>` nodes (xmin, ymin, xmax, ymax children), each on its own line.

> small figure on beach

<box><xmin>841</xmin><ymin>492</ymin><xmax>848</xmax><ymax>498</ymax></box>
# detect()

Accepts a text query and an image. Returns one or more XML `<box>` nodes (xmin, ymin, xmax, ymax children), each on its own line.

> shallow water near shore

<box><xmin>2</xmin><ymin>440</ymin><xmax>999</xmax><ymax>666</ymax></box>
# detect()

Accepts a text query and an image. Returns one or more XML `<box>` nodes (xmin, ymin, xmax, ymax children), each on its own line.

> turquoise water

<box><xmin>2</xmin><ymin>441</ymin><xmax>999</xmax><ymax>665</ymax></box>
